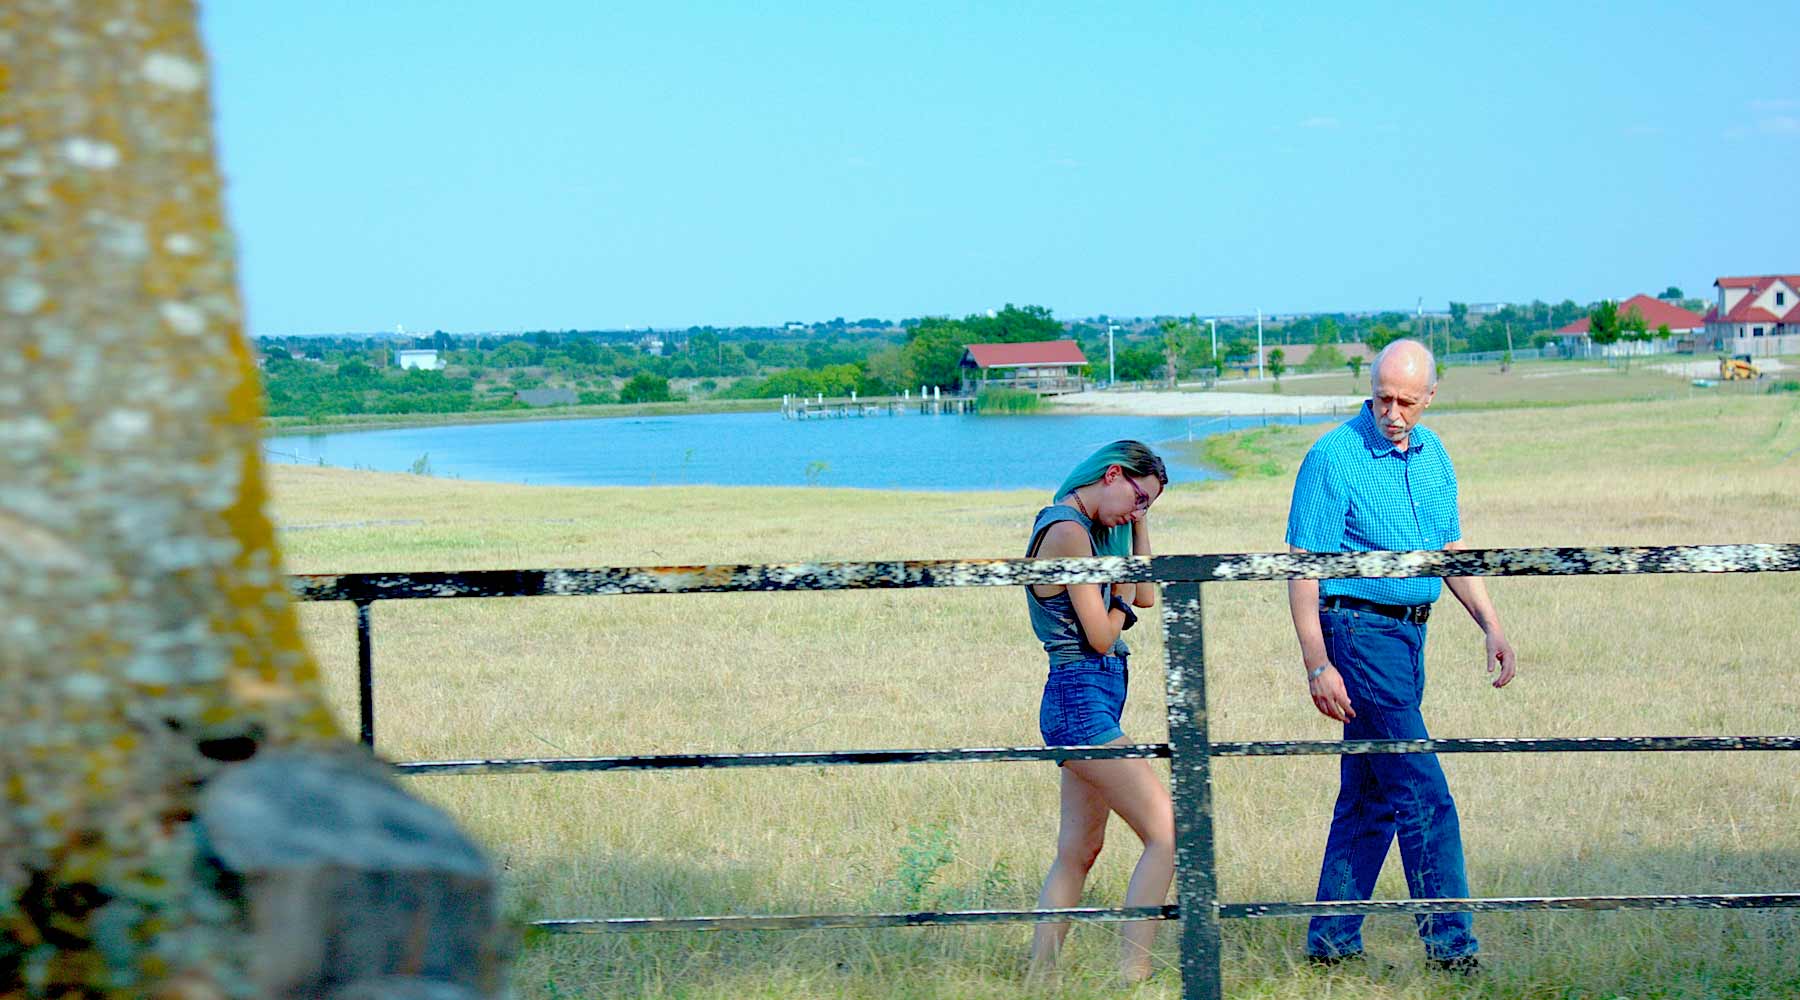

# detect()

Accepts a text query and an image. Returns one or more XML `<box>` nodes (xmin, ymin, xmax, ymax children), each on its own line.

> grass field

<box><xmin>1201</xmin><ymin>357</ymin><xmax>1792</xmax><ymax>410</ymax></box>
<box><xmin>270</xmin><ymin>395</ymin><xmax>1800</xmax><ymax>999</ymax></box>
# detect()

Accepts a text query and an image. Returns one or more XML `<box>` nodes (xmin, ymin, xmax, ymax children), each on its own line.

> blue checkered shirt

<box><xmin>1285</xmin><ymin>401</ymin><xmax>1461</xmax><ymax>605</ymax></box>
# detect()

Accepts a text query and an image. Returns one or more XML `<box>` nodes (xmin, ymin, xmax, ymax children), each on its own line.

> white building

<box><xmin>1703</xmin><ymin>275</ymin><xmax>1800</xmax><ymax>356</ymax></box>
<box><xmin>394</xmin><ymin>349</ymin><xmax>444</xmax><ymax>370</ymax></box>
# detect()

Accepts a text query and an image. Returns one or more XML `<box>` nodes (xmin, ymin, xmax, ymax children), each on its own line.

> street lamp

<box><xmin>1107</xmin><ymin>324</ymin><xmax>1117</xmax><ymax>385</ymax></box>
<box><xmin>1208</xmin><ymin>318</ymin><xmax>1217</xmax><ymax>360</ymax></box>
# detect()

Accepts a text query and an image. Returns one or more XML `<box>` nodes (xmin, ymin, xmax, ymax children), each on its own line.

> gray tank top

<box><xmin>1026</xmin><ymin>504</ymin><xmax>1128</xmax><ymax>666</ymax></box>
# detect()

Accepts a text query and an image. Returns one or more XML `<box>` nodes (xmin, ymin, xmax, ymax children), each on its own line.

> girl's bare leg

<box><xmin>1028</xmin><ymin>765</ymin><xmax>1110</xmax><ymax>980</ymax></box>
<box><xmin>1064</xmin><ymin>748</ymin><xmax>1176</xmax><ymax>983</ymax></box>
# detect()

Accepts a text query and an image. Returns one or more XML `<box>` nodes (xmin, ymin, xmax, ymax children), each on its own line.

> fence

<box><xmin>291</xmin><ymin>543</ymin><xmax>1800</xmax><ymax>1000</ymax></box>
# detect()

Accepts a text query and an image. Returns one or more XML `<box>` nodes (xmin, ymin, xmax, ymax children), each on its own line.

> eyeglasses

<box><xmin>1123</xmin><ymin>474</ymin><xmax>1151</xmax><ymax>511</ymax></box>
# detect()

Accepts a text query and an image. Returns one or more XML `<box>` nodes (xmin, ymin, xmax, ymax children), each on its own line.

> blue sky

<box><xmin>200</xmin><ymin>2</ymin><xmax>1798</xmax><ymax>334</ymax></box>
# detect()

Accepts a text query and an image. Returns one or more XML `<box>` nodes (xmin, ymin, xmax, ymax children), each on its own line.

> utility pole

<box><xmin>1208</xmin><ymin>318</ymin><xmax>1217</xmax><ymax>360</ymax></box>
<box><xmin>1107</xmin><ymin>324</ymin><xmax>1117</xmax><ymax>385</ymax></box>
<box><xmin>1256</xmin><ymin>309</ymin><xmax>1265</xmax><ymax>380</ymax></box>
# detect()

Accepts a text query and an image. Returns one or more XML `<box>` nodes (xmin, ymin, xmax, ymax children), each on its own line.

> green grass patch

<box><xmin>1182</xmin><ymin>424</ymin><xmax>1310</xmax><ymax>479</ymax></box>
<box><xmin>975</xmin><ymin>387</ymin><xmax>1044</xmax><ymax>414</ymax></box>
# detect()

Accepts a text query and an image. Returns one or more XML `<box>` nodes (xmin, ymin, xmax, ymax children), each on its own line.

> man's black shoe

<box><xmin>1428</xmin><ymin>954</ymin><xmax>1482</xmax><ymax>975</ymax></box>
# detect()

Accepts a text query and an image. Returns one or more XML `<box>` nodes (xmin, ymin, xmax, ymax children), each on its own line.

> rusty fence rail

<box><xmin>291</xmin><ymin>543</ymin><xmax>1800</xmax><ymax>1000</ymax></box>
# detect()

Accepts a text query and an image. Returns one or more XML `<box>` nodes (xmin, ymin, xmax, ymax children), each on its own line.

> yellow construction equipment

<box><xmin>1719</xmin><ymin>355</ymin><xmax>1762</xmax><ymax>380</ymax></box>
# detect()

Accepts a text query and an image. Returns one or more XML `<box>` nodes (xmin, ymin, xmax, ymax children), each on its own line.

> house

<box><xmin>958</xmin><ymin>341</ymin><xmax>1088</xmax><ymax>395</ymax></box>
<box><xmin>1553</xmin><ymin>295</ymin><xmax>1704</xmax><ymax>357</ymax></box>
<box><xmin>1703</xmin><ymin>274</ymin><xmax>1800</xmax><ymax>356</ymax></box>
<box><xmin>394</xmin><ymin>349</ymin><xmax>444</xmax><ymax>371</ymax></box>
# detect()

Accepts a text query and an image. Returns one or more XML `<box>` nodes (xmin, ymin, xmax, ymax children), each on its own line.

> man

<box><xmin>1284</xmin><ymin>338</ymin><xmax>1517</xmax><ymax>972</ymax></box>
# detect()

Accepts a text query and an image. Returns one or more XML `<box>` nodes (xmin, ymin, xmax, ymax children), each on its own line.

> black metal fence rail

<box><xmin>291</xmin><ymin>543</ymin><xmax>1800</xmax><ymax>1000</ymax></box>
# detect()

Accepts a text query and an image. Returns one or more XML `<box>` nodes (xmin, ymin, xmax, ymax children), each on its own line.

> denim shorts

<box><xmin>1039</xmin><ymin>653</ymin><xmax>1129</xmax><ymax>750</ymax></box>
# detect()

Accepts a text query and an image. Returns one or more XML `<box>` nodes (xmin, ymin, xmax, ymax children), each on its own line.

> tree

<box><xmin>1586</xmin><ymin>300</ymin><xmax>1620</xmax><ymax>359</ymax></box>
<box><xmin>1268</xmin><ymin>348</ymin><xmax>1286</xmax><ymax>387</ymax></box>
<box><xmin>964</xmin><ymin>303</ymin><xmax>1063</xmax><ymax>344</ymax></box>
<box><xmin>1302</xmin><ymin>343</ymin><xmax>1347</xmax><ymax>373</ymax></box>
<box><xmin>1159</xmin><ymin>318</ymin><xmax>1183</xmax><ymax>388</ymax></box>
<box><xmin>619</xmin><ymin>372</ymin><xmax>672</xmax><ymax>403</ymax></box>
<box><xmin>902</xmin><ymin>317</ymin><xmax>968</xmax><ymax>389</ymax></box>
<box><xmin>1347</xmin><ymin>355</ymin><xmax>1364</xmax><ymax>385</ymax></box>
<box><xmin>1659</xmin><ymin>286</ymin><xmax>1684</xmax><ymax>300</ymax></box>
<box><xmin>688</xmin><ymin>329</ymin><xmax>722</xmax><ymax>375</ymax></box>
<box><xmin>1619</xmin><ymin>306</ymin><xmax>1650</xmax><ymax>369</ymax></box>
<box><xmin>1365</xmin><ymin>323</ymin><xmax>1402</xmax><ymax>353</ymax></box>
<box><xmin>1449</xmin><ymin>302</ymin><xmax>1469</xmax><ymax>328</ymax></box>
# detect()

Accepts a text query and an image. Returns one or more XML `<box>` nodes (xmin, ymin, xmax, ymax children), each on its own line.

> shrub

<box><xmin>619</xmin><ymin>373</ymin><xmax>672</xmax><ymax>404</ymax></box>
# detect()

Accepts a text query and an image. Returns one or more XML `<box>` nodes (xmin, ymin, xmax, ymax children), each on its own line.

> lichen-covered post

<box><xmin>1162</xmin><ymin>582</ymin><xmax>1222</xmax><ymax>1000</ymax></box>
<box><xmin>0</xmin><ymin>2</ymin><xmax>499</xmax><ymax>996</ymax></box>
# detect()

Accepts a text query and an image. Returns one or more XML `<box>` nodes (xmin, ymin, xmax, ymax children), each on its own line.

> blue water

<box><xmin>264</xmin><ymin>411</ymin><xmax>1328</xmax><ymax>491</ymax></box>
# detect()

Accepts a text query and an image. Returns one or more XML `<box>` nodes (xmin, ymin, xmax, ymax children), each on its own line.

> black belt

<box><xmin>1322</xmin><ymin>595</ymin><xmax>1431</xmax><ymax>624</ymax></box>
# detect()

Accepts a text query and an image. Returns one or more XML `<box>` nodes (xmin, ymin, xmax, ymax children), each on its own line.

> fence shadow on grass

<box><xmin>499</xmin><ymin>842</ymin><xmax>1800</xmax><ymax>999</ymax></box>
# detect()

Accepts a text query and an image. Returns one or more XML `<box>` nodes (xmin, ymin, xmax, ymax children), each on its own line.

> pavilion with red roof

<box><xmin>1555</xmin><ymin>294</ymin><xmax>1705</xmax><ymax>357</ymax></box>
<box><xmin>958</xmin><ymin>340</ymin><xmax>1089</xmax><ymax>395</ymax></box>
<box><xmin>1703</xmin><ymin>275</ymin><xmax>1800</xmax><ymax>356</ymax></box>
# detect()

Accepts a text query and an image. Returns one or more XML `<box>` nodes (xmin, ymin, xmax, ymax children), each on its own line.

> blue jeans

<box><xmin>1307</xmin><ymin>605</ymin><xmax>1478</xmax><ymax>961</ymax></box>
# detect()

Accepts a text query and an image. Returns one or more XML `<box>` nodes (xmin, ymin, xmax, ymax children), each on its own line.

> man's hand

<box><xmin>1485</xmin><ymin>631</ymin><xmax>1517</xmax><ymax>688</ymax></box>
<box><xmin>1308</xmin><ymin>665</ymin><xmax>1356</xmax><ymax>722</ymax></box>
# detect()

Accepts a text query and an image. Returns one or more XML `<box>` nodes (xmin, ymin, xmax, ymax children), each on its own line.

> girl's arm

<box><xmin>1129</xmin><ymin>515</ymin><xmax>1156</xmax><ymax>609</ymax></box>
<box><xmin>1040</xmin><ymin>521</ymin><xmax>1131</xmax><ymax>653</ymax></box>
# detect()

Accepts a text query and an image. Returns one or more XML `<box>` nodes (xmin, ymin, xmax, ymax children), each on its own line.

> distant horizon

<box><xmin>248</xmin><ymin>294</ymin><xmax>1692</xmax><ymax>340</ymax></box>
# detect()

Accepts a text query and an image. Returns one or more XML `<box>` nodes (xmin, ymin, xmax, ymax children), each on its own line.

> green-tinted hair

<box><xmin>1054</xmin><ymin>440</ymin><xmax>1169</xmax><ymax>556</ymax></box>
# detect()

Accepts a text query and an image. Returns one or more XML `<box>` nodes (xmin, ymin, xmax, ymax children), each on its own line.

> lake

<box><xmin>264</xmin><ymin>411</ymin><xmax>1326</xmax><ymax>491</ymax></box>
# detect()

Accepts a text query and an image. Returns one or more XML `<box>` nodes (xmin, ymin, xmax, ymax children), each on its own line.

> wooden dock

<box><xmin>780</xmin><ymin>391</ymin><xmax>973</xmax><ymax>420</ymax></box>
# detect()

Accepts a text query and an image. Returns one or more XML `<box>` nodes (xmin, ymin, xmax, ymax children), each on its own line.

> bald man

<box><xmin>1284</xmin><ymin>339</ymin><xmax>1516</xmax><ymax>973</ymax></box>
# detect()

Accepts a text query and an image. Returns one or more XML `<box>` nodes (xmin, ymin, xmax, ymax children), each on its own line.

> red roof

<box><xmin>1556</xmin><ymin>294</ymin><xmax>1705</xmax><ymax>334</ymax></box>
<box><xmin>1705</xmin><ymin>275</ymin><xmax>1800</xmax><ymax>323</ymax></box>
<box><xmin>962</xmin><ymin>340</ymin><xmax>1088</xmax><ymax>368</ymax></box>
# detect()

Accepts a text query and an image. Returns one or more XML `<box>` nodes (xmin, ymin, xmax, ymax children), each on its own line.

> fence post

<box><xmin>356</xmin><ymin>599</ymin><xmax>376</xmax><ymax>747</ymax></box>
<box><xmin>1164</xmin><ymin>581</ymin><xmax>1221</xmax><ymax>1000</ymax></box>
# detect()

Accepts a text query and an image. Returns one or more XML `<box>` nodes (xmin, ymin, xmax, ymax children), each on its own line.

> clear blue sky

<box><xmin>200</xmin><ymin>2</ymin><xmax>1798</xmax><ymax>335</ymax></box>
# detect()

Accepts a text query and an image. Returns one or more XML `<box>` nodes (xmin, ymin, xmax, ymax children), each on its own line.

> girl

<box><xmin>1025</xmin><ymin>440</ymin><xmax>1173</xmax><ymax>983</ymax></box>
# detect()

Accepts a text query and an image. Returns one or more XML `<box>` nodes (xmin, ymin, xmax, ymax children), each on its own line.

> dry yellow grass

<box><xmin>271</xmin><ymin>395</ymin><xmax>1800</xmax><ymax>999</ymax></box>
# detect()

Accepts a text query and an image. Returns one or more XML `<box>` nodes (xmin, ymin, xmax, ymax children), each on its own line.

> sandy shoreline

<box><xmin>1047</xmin><ymin>389</ymin><xmax>1364</xmax><ymax>417</ymax></box>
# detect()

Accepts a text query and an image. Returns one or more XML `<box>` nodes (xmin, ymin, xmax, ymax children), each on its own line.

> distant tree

<box><xmin>963</xmin><ymin>303</ymin><xmax>1063</xmax><ymax>344</ymax></box>
<box><xmin>1364</xmin><ymin>323</ymin><xmax>1402</xmax><ymax>353</ymax></box>
<box><xmin>1659</xmin><ymin>286</ymin><xmax>1684</xmax><ymax>300</ymax></box>
<box><xmin>1316</xmin><ymin>316</ymin><xmax>1341</xmax><ymax>344</ymax></box>
<box><xmin>1268</xmin><ymin>348</ymin><xmax>1286</xmax><ymax>387</ymax></box>
<box><xmin>1655</xmin><ymin>322</ymin><xmax>1672</xmax><ymax>343</ymax></box>
<box><xmin>619</xmin><ymin>372</ymin><xmax>672</xmax><ymax>404</ymax></box>
<box><xmin>902</xmin><ymin>317</ymin><xmax>969</xmax><ymax>389</ymax></box>
<box><xmin>1302</xmin><ymin>343</ymin><xmax>1347</xmax><ymax>373</ymax></box>
<box><xmin>1619</xmin><ymin>306</ymin><xmax>1650</xmax><ymax>369</ymax></box>
<box><xmin>1159</xmin><ymin>318</ymin><xmax>1182</xmax><ymax>388</ymax></box>
<box><xmin>1449</xmin><ymin>302</ymin><xmax>1469</xmax><ymax>328</ymax></box>
<box><xmin>1114</xmin><ymin>343</ymin><xmax>1162</xmax><ymax>382</ymax></box>
<box><xmin>1586</xmin><ymin>300</ymin><xmax>1621</xmax><ymax>359</ymax></box>
<box><xmin>1347</xmin><ymin>355</ymin><xmax>1364</xmax><ymax>384</ymax></box>
<box><xmin>336</xmin><ymin>359</ymin><xmax>376</xmax><ymax>384</ymax></box>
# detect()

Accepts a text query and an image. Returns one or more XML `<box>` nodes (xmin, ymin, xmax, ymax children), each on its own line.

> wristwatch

<box><xmin>1109</xmin><ymin>595</ymin><xmax>1139</xmax><ymax>631</ymax></box>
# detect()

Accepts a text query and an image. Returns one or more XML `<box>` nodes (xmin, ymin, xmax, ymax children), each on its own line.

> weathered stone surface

<box><xmin>198</xmin><ymin>754</ymin><xmax>503</xmax><ymax>1000</ymax></box>
<box><xmin>0</xmin><ymin>3</ymin><xmax>491</xmax><ymax>996</ymax></box>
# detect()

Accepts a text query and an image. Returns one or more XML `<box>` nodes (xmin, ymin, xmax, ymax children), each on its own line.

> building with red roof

<box><xmin>1554</xmin><ymin>294</ymin><xmax>1705</xmax><ymax>357</ymax></box>
<box><xmin>959</xmin><ymin>340</ymin><xmax>1089</xmax><ymax>395</ymax></box>
<box><xmin>1703</xmin><ymin>275</ymin><xmax>1800</xmax><ymax>356</ymax></box>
